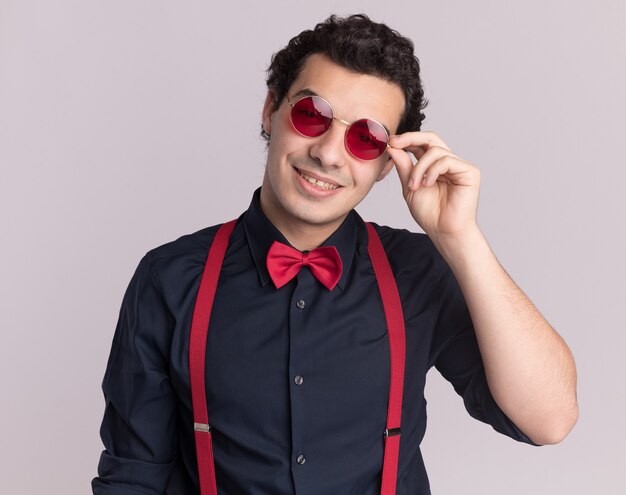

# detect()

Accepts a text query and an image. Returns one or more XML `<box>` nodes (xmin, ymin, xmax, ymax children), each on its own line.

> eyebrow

<box><xmin>290</xmin><ymin>88</ymin><xmax>318</xmax><ymax>100</ymax></box>
<box><xmin>288</xmin><ymin>87</ymin><xmax>392</xmax><ymax>136</ymax></box>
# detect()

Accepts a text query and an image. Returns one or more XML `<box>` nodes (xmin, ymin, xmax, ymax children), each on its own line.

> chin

<box><xmin>284</xmin><ymin>197</ymin><xmax>346</xmax><ymax>227</ymax></box>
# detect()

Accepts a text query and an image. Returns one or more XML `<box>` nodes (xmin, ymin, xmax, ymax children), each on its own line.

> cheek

<box><xmin>350</xmin><ymin>163</ymin><xmax>385</xmax><ymax>188</ymax></box>
<box><xmin>269</xmin><ymin>125</ymin><xmax>304</xmax><ymax>159</ymax></box>
<box><xmin>266</xmin><ymin>135</ymin><xmax>291</xmax><ymax>168</ymax></box>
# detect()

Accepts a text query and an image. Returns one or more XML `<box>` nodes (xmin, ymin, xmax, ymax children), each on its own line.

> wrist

<box><xmin>429</xmin><ymin>226</ymin><xmax>491</xmax><ymax>274</ymax></box>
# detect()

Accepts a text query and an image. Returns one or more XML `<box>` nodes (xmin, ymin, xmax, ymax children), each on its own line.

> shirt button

<box><xmin>294</xmin><ymin>375</ymin><xmax>304</xmax><ymax>386</ymax></box>
<box><xmin>296</xmin><ymin>299</ymin><xmax>306</xmax><ymax>309</ymax></box>
<box><xmin>296</xmin><ymin>454</ymin><xmax>306</xmax><ymax>465</ymax></box>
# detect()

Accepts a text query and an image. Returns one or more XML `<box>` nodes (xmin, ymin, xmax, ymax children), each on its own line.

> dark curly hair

<box><xmin>261</xmin><ymin>13</ymin><xmax>428</xmax><ymax>142</ymax></box>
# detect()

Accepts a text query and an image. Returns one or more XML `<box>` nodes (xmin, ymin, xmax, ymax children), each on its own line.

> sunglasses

<box><xmin>287</xmin><ymin>94</ymin><xmax>391</xmax><ymax>161</ymax></box>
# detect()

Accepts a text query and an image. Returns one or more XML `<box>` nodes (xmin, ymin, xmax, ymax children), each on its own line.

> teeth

<box><xmin>298</xmin><ymin>171</ymin><xmax>339</xmax><ymax>190</ymax></box>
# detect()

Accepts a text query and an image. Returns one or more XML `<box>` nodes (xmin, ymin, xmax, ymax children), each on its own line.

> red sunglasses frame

<box><xmin>286</xmin><ymin>94</ymin><xmax>391</xmax><ymax>161</ymax></box>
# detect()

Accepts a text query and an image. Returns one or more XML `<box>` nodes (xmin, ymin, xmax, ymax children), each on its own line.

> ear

<box><xmin>376</xmin><ymin>157</ymin><xmax>395</xmax><ymax>181</ymax></box>
<box><xmin>262</xmin><ymin>90</ymin><xmax>277</xmax><ymax>136</ymax></box>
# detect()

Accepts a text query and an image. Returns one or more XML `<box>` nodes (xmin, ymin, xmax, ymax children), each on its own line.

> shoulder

<box><xmin>140</xmin><ymin>220</ymin><xmax>235</xmax><ymax>294</ymax></box>
<box><xmin>366</xmin><ymin>221</ymin><xmax>451</xmax><ymax>283</ymax></box>
<box><xmin>147</xmin><ymin>223</ymin><xmax>222</xmax><ymax>264</ymax></box>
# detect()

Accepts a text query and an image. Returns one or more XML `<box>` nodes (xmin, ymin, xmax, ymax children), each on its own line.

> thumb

<box><xmin>387</xmin><ymin>146</ymin><xmax>413</xmax><ymax>190</ymax></box>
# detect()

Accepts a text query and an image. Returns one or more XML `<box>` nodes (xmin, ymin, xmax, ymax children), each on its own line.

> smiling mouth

<box><xmin>295</xmin><ymin>168</ymin><xmax>341</xmax><ymax>190</ymax></box>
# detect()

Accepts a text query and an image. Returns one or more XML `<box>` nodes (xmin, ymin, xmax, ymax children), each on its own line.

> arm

<box><xmin>431</xmin><ymin>227</ymin><xmax>578</xmax><ymax>445</ymax></box>
<box><xmin>387</xmin><ymin>131</ymin><xmax>579</xmax><ymax>445</ymax></box>
<box><xmin>92</xmin><ymin>252</ymin><xmax>179</xmax><ymax>494</ymax></box>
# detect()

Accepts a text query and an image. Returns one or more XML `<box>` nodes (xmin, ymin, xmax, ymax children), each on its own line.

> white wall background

<box><xmin>1</xmin><ymin>0</ymin><xmax>624</xmax><ymax>493</ymax></box>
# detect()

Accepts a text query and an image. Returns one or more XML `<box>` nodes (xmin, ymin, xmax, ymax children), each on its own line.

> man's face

<box><xmin>260</xmin><ymin>53</ymin><xmax>405</xmax><ymax>235</ymax></box>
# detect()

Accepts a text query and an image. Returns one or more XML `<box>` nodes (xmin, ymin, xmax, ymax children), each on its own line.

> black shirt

<box><xmin>92</xmin><ymin>187</ymin><xmax>538</xmax><ymax>495</ymax></box>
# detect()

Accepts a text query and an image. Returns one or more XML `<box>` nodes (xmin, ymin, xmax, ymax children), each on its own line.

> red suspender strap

<box><xmin>366</xmin><ymin>223</ymin><xmax>406</xmax><ymax>495</ymax></box>
<box><xmin>189</xmin><ymin>219</ymin><xmax>237</xmax><ymax>495</ymax></box>
<box><xmin>189</xmin><ymin>220</ymin><xmax>405</xmax><ymax>495</ymax></box>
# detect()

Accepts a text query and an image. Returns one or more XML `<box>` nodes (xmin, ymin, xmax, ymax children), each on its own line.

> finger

<box><xmin>386</xmin><ymin>146</ymin><xmax>415</xmax><ymax>190</ymax></box>
<box><xmin>388</xmin><ymin>145</ymin><xmax>427</xmax><ymax>161</ymax></box>
<box><xmin>421</xmin><ymin>155</ymin><xmax>477</xmax><ymax>187</ymax></box>
<box><xmin>407</xmin><ymin>146</ymin><xmax>454</xmax><ymax>191</ymax></box>
<box><xmin>389</xmin><ymin>141</ymin><xmax>428</xmax><ymax>158</ymax></box>
<box><xmin>412</xmin><ymin>146</ymin><xmax>427</xmax><ymax>161</ymax></box>
<box><xmin>389</xmin><ymin>131</ymin><xmax>451</xmax><ymax>152</ymax></box>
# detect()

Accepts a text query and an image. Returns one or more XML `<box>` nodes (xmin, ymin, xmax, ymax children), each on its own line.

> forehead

<box><xmin>288</xmin><ymin>53</ymin><xmax>405</xmax><ymax>133</ymax></box>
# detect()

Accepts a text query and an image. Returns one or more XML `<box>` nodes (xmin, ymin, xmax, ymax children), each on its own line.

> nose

<box><xmin>308</xmin><ymin>119</ymin><xmax>350</xmax><ymax>169</ymax></box>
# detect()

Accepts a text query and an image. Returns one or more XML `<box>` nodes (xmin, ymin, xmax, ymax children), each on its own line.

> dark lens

<box><xmin>290</xmin><ymin>96</ymin><xmax>333</xmax><ymax>137</ymax></box>
<box><xmin>345</xmin><ymin>119</ymin><xmax>388</xmax><ymax>160</ymax></box>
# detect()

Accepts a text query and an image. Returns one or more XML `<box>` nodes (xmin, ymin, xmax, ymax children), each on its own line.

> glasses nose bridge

<box><xmin>318</xmin><ymin>115</ymin><xmax>351</xmax><ymax>153</ymax></box>
<box><xmin>331</xmin><ymin>115</ymin><xmax>352</xmax><ymax>131</ymax></box>
<box><xmin>308</xmin><ymin>112</ymin><xmax>350</xmax><ymax>167</ymax></box>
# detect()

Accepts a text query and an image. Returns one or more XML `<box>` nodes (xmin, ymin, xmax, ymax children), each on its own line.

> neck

<box><xmin>274</xmin><ymin>221</ymin><xmax>342</xmax><ymax>252</ymax></box>
<box><xmin>259</xmin><ymin>188</ymin><xmax>345</xmax><ymax>252</ymax></box>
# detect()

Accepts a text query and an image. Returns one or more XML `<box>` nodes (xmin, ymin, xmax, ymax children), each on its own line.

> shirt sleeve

<box><xmin>92</xmin><ymin>252</ymin><xmax>181</xmax><ymax>494</ymax></box>
<box><xmin>429</xmin><ymin>264</ymin><xmax>542</xmax><ymax>446</ymax></box>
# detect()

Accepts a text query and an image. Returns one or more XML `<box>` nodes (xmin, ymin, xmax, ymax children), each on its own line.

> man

<box><xmin>92</xmin><ymin>14</ymin><xmax>578</xmax><ymax>495</ymax></box>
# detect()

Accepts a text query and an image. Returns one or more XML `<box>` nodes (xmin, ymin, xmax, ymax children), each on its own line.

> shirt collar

<box><xmin>242</xmin><ymin>187</ymin><xmax>358</xmax><ymax>291</ymax></box>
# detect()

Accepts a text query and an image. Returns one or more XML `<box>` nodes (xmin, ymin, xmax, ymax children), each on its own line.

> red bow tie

<box><xmin>266</xmin><ymin>241</ymin><xmax>343</xmax><ymax>291</ymax></box>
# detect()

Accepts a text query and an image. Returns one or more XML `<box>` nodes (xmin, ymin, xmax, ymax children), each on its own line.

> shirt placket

<box><xmin>288</xmin><ymin>266</ymin><xmax>318</xmax><ymax>493</ymax></box>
